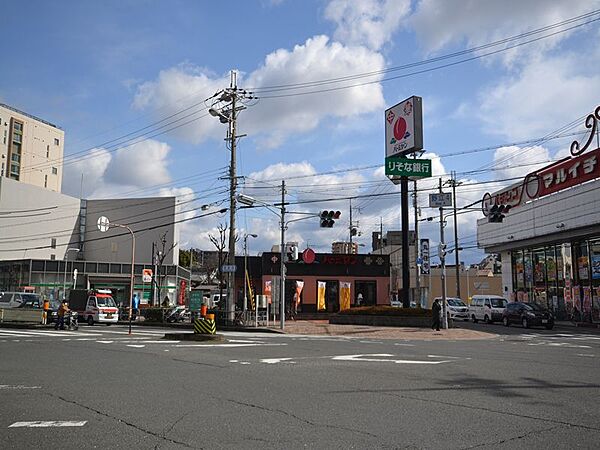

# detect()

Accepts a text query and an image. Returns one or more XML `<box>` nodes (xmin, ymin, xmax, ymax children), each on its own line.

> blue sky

<box><xmin>2</xmin><ymin>0</ymin><xmax>600</xmax><ymax>263</ymax></box>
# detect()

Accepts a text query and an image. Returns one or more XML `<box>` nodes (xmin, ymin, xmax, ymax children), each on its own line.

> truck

<box><xmin>69</xmin><ymin>289</ymin><xmax>119</xmax><ymax>326</ymax></box>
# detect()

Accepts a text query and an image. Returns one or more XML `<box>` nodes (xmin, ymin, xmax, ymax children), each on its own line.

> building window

<box><xmin>51</xmin><ymin>238</ymin><xmax>56</xmax><ymax>249</ymax></box>
<box><xmin>44</xmin><ymin>175</ymin><xmax>48</xmax><ymax>188</ymax></box>
<box><xmin>46</xmin><ymin>145</ymin><xmax>50</xmax><ymax>158</ymax></box>
<box><xmin>54</xmin><ymin>138</ymin><xmax>59</xmax><ymax>145</ymax></box>
<box><xmin>52</xmin><ymin>167</ymin><xmax>57</xmax><ymax>175</ymax></box>
<box><xmin>50</xmin><ymin>254</ymin><xmax>56</xmax><ymax>261</ymax></box>
<box><xmin>14</xmin><ymin>123</ymin><xmax>22</xmax><ymax>132</ymax></box>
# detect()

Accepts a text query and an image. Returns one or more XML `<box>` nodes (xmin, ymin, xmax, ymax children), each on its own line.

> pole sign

<box><xmin>142</xmin><ymin>269</ymin><xmax>153</xmax><ymax>283</ymax></box>
<box><xmin>221</xmin><ymin>264</ymin><xmax>237</xmax><ymax>273</ymax></box>
<box><xmin>385</xmin><ymin>157</ymin><xmax>432</xmax><ymax>178</ymax></box>
<box><xmin>420</xmin><ymin>239</ymin><xmax>430</xmax><ymax>274</ymax></box>
<box><xmin>429</xmin><ymin>193</ymin><xmax>452</xmax><ymax>207</ymax></box>
<box><xmin>385</xmin><ymin>96</ymin><xmax>423</xmax><ymax>158</ymax></box>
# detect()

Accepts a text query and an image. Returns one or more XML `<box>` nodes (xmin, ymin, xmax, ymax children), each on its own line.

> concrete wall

<box><xmin>0</xmin><ymin>104</ymin><xmax>64</xmax><ymax>192</ymax></box>
<box><xmin>0</xmin><ymin>177</ymin><xmax>80</xmax><ymax>260</ymax></box>
<box><xmin>84</xmin><ymin>197</ymin><xmax>179</xmax><ymax>265</ymax></box>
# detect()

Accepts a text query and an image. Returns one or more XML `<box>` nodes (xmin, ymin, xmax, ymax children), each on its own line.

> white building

<box><xmin>477</xmin><ymin>134</ymin><xmax>600</xmax><ymax>323</ymax></box>
<box><xmin>0</xmin><ymin>103</ymin><xmax>64</xmax><ymax>192</ymax></box>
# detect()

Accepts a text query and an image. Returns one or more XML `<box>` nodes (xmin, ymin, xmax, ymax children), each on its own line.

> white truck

<box><xmin>69</xmin><ymin>289</ymin><xmax>119</xmax><ymax>326</ymax></box>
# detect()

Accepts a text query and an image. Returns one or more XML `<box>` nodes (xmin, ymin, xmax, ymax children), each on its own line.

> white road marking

<box><xmin>97</xmin><ymin>340</ymin><xmax>114</xmax><ymax>344</ymax></box>
<box><xmin>427</xmin><ymin>354</ymin><xmax>463</xmax><ymax>359</ymax></box>
<box><xmin>227</xmin><ymin>339</ymin><xmax>264</xmax><ymax>343</ymax></box>
<box><xmin>9</xmin><ymin>421</ymin><xmax>87</xmax><ymax>428</ymax></box>
<box><xmin>576</xmin><ymin>353</ymin><xmax>595</xmax><ymax>357</ymax></box>
<box><xmin>394</xmin><ymin>343</ymin><xmax>415</xmax><ymax>347</ymax></box>
<box><xmin>331</xmin><ymin>353</ymin><xmax>452</xmax><ymax>364</ymax></box>
<box><xmin>126</xmin><ymin>345</ymin><xmax>146</xmax><ymax>348</ymax></box>
<box><xmin>261</xmin><ymin>358</ymin><xmax>293</xmax><ymax>364</ymax></box>
<box><xmin>80</xmin><ymin>329</ymin><xmax>164</xmax><ymax>336</ymax></box>
<box><xmin>0</xmin><ymin>385</ymin><xmax>41</xmax><ymax>390</ymax></box>
<box><xmin>239</xmin><ymin>362</ymin><xmax>251</xmax><ymax>365</ymax></box>
<box><xmin>174</xmin><ymin>343</ymin><xmax>288</xmax><ymax>348</ymax></box>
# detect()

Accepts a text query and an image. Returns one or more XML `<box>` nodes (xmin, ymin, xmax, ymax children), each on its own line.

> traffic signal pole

<box><xmin>439</xmin><ymin>178</ymin><xmax>448</xmax><ymax>329</ymax></box>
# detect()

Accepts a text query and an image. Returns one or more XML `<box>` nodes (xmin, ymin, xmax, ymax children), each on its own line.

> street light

<box><xmin>237</xmin><ymin>189</ymin><xmax>287</xmax><ymax>330</ymax></box>
<box><xmin>243</xmin><ymin>233</ymin><xmax>258</xmax><ymax>312</ymax></box>
<box><xmin>63</xmin><ymin>248</ymin><xmax>80</xmax><ymax>300</ymax></box>
<box><xmin>97</xmin><ymin>216</ymin><xmax>135</xmax><ymax>336</ymax></box>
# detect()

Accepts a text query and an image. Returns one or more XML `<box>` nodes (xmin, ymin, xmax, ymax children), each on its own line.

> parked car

<box><xmin>503</xmin><ymin>302</ymin><xmax>554</xmax><ymax>329</ymax></box>
<box><xmin>0</xmin><ymin>292</ymin><xmax>42</xmax><ymax>309</ymax></box>
<box><xmin>434</xmin><ymin>297</ymin><xmax>469</xmax><ymax>321</ymax></box>
<box><xmin>469</xmin><ymin>295</ymin><xmax>507</xmax><ymax>324</ymax></box>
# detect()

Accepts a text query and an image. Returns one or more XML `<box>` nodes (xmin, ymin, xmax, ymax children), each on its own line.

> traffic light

<box><xmin>320</xmin><ymin>210</ymin><xmax>341</xmax><ymax>227</ymax></box>
<box><xmin>288</xmin><ymin>245</ymin><xmax>299</xmax><ymax>261</ymax></box>
<box><xmin>488</xmin><ymin>204</ymin><xmax>511</xmax><ymax>223</ymax></box>
<box><xmin>438</xmin><ymin>243</ymin><xmax>447</xmax><ymax>258</ymax></box>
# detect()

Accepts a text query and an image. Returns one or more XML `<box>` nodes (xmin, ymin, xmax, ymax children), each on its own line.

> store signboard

<box><xmin>385</xmin><ymin>157</ymin><xmax>432</xmax><ymax>178</ymax></box>
<box><xmin>385</xmin><ymin>96</ymin><xmax>423</xmax><ymax>159</ymax></box>
<box><xmin>482</xmin><ymin>146</ymin><xmax>600</xmax><ymax>215</ymax></box>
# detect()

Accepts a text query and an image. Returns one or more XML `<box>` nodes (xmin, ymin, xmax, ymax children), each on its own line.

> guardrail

<box><xmin>0</xmin><ymin>308</ymin><xmax>44</xmax><ymax>323</ymax></box>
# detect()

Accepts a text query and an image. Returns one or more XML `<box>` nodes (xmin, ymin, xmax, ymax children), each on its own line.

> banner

<box><xmin>295</xmin><ymin>281</ymin><xmax>304</xmax><ymax>307</ymax></box>
<box><xmin>265</xmin><ymin>280</ymin><xmax>272</xmax><ymax>305</ymax></box>
<box><xmin>339</xmin><ymin>282</ymin><xmax>351</xmax><ymax>311</ymax></box>
<box><xmin>317</xmin><ymin>281</ymin><xmax>326</xmax><ymax>311</ymax></box>
<box><xmin>420</xmin><ymin>239</ymin><xmax>430</xmax><ymax>274</ymax></box>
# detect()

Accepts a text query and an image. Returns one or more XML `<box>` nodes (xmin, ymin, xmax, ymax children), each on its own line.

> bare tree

<box><xmin>209</xmin><ymin>224</ymin><xmax>229</xmax><ymax>307</ymax></box>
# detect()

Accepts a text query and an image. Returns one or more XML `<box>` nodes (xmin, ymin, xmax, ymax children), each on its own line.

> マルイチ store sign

<box><xmin>538</xmin><ymin>148</ymin><xmax>599</xmax><ymax>196</ymax></box>
<box><xmin>482</xmin><ymin>105</ymin><xmax>600</xmax><ymax>215</ymax></box>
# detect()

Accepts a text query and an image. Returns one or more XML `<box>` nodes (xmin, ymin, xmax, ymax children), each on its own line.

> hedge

<box><xmin>338</xmin><ymin>306</ymin><xmax>432</xmax><ymax>317</ymax></box>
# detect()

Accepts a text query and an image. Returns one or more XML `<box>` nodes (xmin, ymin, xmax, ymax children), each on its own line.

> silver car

<box><xmin>434</xmin><ymin>297</ymin><xmax>469</xmax><ymax>320</ymax></box>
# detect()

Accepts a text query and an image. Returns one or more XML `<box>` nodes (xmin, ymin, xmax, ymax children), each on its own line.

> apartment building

<box><xmin>0</xmin><ymin>103</ymin><xmax>64</xmax><ymax>192</ymax></box>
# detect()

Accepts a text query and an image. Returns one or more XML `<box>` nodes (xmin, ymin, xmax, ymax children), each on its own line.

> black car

<box><xmin>503</xmin><ymin>302</ymin><xmax>554</xmax><ymax>329</ymax></box>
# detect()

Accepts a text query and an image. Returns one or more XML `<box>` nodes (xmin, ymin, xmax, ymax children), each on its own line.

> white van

<box><xmin>469</xmin><ymin>295</ymin><xmax>507</xmax><ymax>324</ymax></box>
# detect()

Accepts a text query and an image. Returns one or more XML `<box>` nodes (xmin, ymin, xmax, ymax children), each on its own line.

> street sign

<box><xmin>221</xmin><ymin>264</ymin><xmax>237</xmax><ymax>273</ymax></box>
<box><xmin>142</xmin><ymin>269</ymin><xmax>153</xmax><ymax>283</ymax></box>
<box><xmin>416</xmin><ymin>257</ymin><xmax>423</xmax><ymax>266</ymax></box>
<box><xmin>97</xmin><ymin>216</ymin><xmax>110</xmax><ymax>232</ymax></box>
<box><xmin>189</xmin><ymin>290</ymin><xmax>203</xmax><ymax>311</ymax></box>
<box><xmin>429</xmin><ymin>193</ymin><xmax>452</xmax><ymax>207</ymax></box>
<box><xmin>385</xmin><ymin>157</ymin><xmax>432</xmax><ymax>178</ymax></box>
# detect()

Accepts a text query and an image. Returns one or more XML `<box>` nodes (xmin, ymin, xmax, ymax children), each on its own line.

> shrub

<box><xmin>338</xmin><ymin>306</ymin><xmax>432</xmax><ymax>317</ymax></box>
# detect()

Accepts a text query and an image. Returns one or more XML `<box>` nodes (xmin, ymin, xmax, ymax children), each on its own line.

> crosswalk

<box><xmin>511</xmin><ymin>332</ymin><xmax>600</xmax><ymax>350</ymax></box>
<box><xmin>0</xmin><ymin>326</ymin><xmax>286</xmax><ymax>351</ymax></box>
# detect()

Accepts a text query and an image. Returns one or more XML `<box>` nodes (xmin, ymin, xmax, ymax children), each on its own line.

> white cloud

<box><xmin>491</xmin><ymin>145</ymin><xmax>551</xmax><ymax>181</ymax></box>
<box><xmin>410</xmin><ymin>0</ymin><xmax>600</xmax><ymax>64</ymax></box>
<box><xmin>477</xmin><ymin>54</ymin><xmax>600</xmax><ymax>141</ymax></box>
<box><xmin>62</xmin><ymin>139</ymin><xmax>172</xmax><ymax>198</ymax></box>
<box><xmin>133</xmin><ymin>35</ymin><xmax>386</xmax><ymax>150</ymax></box>
<box><xmin>324</xmin><ymin>0</ymin><xmax>410</xmax><ymax>51</ymax></box>
<box><xmin>132</xmin><ymin>64</ymin><xmax>227</xmax><ymax>145</ymax></box>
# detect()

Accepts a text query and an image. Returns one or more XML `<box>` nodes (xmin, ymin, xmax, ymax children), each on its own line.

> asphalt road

<box><xmin>1</xmin><ymin>324</ymin><xmax>599</xmax><ymax>449</ymax></box>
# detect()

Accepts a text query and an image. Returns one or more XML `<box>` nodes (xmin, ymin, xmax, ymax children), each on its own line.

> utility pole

<box><xmin>208</xmin><ymin>70</ymin><xmax>252</xmax><ymax>321</ymax></box>
<box><xmin>379</xmin><ymin>217</ymin><xmax>383</xmax><ymax>254</ymax></box>
<box><xmin>439</xmin><ymin>178</ymin><xmax>448</xmax><ymax>329</ymax></box>
<box><xmin>280</xmin><ymin>180</ymin><xmax>286</xmax><ymax>330</ymax></box>
<box><xmin>445</xmin><ymin>172</ymin><xmax>463</xmax><ymax>299</ymax></box>
<box><xmin>227</xmin><ymin>71</ymin><xmax>238</xmax><ymax>322</ymax></box>
<box><xmin>349</xmin><ymin>199</ymin><xmax>353</xmax><ymax>246</ymax></box>
<box><xmin>150</xmin><ymin>242</ymin><xmax>156</xmax><ymax>306</ymax></box>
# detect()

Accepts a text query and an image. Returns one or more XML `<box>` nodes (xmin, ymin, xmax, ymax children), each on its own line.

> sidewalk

<box><xmin>271</xmin><ymin>320</ymin><xmax>496</xmax><ymax>340</ymax></box>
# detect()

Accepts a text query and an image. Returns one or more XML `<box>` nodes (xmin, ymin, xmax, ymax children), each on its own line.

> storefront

<box><xmin>478</xmin><ymin>111</ymin><xmax>600</xmax><ymax>322</ymax></box>
<box><xmin>0</xmin><ymin>258</ymin><xmax>190</xmax><ymax>307</ymax></box>
<box><xmin>236</xmin><ymin>252</ymin><xmax>390</xmax><ymax>314</ymax></box>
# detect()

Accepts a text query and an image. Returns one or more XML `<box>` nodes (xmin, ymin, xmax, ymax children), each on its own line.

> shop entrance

<box><xmin>355</xmin><ymin>281</ymin><xmax>376</xmax><ymax>306</ymax></box>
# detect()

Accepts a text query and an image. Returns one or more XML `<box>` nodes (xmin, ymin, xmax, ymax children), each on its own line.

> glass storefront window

<box><xmin>576</xmin><ymin>241</ymin><xmax>590</xmax><ymax>282</ymax></box>
<box><xmin>513</xmin><ymin>251</ymin><xmax>524</xmax><ymax>290</ymax></box>
<box><xmin>524</xmin><ymin>250</ymin><xmax>533</xmax><ymax>290</ymax></box>
<box><xmin>590</xmin><ymin>240</ymin><xmax>600</xmax><ymax>323</ymax></box>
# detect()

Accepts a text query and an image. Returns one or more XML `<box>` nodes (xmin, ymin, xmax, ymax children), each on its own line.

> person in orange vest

<box><xmin>42</xmin><ymin>298</ymin><xmax>50</xmax><ymax>325</ymax></box>
<box><xmin>55</xmin><ymin>300</ymin><xmax>70</xmax><ymax>330</ymax></box>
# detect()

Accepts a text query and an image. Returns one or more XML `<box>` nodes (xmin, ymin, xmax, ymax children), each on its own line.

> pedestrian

<box><xmin>55</xmin><ymin>299</ymin><xmax>69</xmax><ymax>330</ymax></box>
<box><xmin>42</xmin><ymin>297</ymin><xmax>50</xmax><ymax>325</ymax></box>
<box><xmin>431</xmin><ymin>298</ymin><xmax>441</xmax><ymax>331</ymax></box>
<box><xmin>132</xmin><ymin>293</ymin><xmax>140</xmax><ymax>320</ymax></box>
